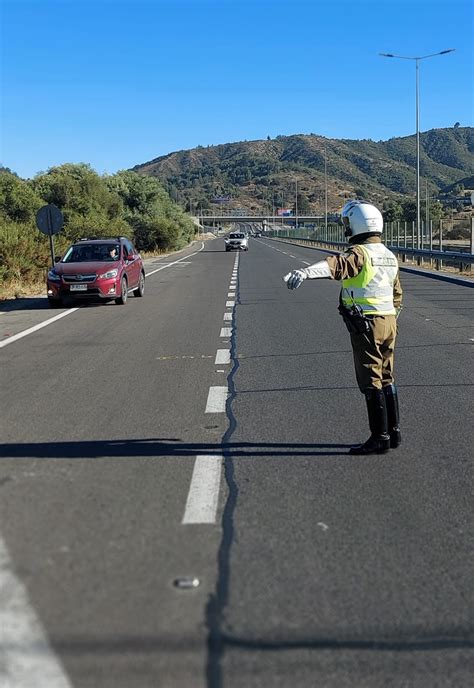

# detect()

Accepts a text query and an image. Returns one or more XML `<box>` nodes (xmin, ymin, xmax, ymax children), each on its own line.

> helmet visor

<box><xmin>342</xmin><ymin>215</ymin><xmax>352</xmax><ymax>237</ymax></box>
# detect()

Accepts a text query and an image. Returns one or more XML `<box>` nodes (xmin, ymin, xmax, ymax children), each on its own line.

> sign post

<box><xmin>35</xmin><ymin>204</ymin><xmax>64</xmax><ymax>266</ymax></box>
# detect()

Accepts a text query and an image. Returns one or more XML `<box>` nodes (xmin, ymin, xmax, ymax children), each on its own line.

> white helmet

<box><xmin>341</xmin><ymin>200</ymin><xmax>383</xmax><ymax>240</ymax></box>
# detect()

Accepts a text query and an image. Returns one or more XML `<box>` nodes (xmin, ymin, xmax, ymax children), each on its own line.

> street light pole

<box><xmin>295</xmin><ymin>178</ymin><xmax>298</xmax><ymax>231</ymax></box>
<box><xmin>324</xmin><ymin>143</ymin><xmax>328</xmax><ymax>239</ymax></box>
<box><xmin>379</xmin><ymin>49</ymin><xmax>455</xmax><ymax>250</ymax></box>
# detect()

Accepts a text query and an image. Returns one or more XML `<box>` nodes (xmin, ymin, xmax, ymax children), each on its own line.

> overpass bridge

<box><xmin>193</xmin><ymin>214</ymin><xmax>327</xmax><ymax>225</ymax></box>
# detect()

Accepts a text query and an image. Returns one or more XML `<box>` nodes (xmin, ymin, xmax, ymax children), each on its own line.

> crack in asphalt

<box><xmin>205</xmin><ymin>261</ymin><xmax>241</xmax><ymax>688</ymax></box>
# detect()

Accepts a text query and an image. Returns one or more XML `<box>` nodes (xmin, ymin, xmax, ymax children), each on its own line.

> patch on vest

<box><xmin>371</xmin><ymin>256</ymin><xmax>398</xmax><ymax>267</ymax></box>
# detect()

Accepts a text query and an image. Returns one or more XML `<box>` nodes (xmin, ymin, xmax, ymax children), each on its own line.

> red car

<box><xmin>47</xmin><ymin>237</ymin><xmax>145</xmax><ymax>308</ymax></box>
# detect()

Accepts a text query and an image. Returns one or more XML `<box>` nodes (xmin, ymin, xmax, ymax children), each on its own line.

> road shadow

<box><xmin>0</xmin><ymin>297</ymin><xmax>50</xmax><ymax>313</ymax></box>
<box><xmin>0</xmin><ymin>439</ymin><xmax>353</xmax><ymax>460</ymax></box>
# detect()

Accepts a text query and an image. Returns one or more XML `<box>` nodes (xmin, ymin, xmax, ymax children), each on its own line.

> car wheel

<box><xmin>48</xmin><ymin>298</ymin><xmax>63</xmax><ymax>309</ymax></box>
<box><xmin>133</xmin><ymin>272</ymin><xmax>145</xmax><ymax>297</ymax></box>
<box><xmin>115</xmin><ymin>277</ymin><xmax>128</xmax><ymax>305</ymax></box>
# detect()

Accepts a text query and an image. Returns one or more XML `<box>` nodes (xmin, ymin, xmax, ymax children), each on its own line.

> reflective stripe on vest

<box><xmin>341</xmin><ymin>244</ymin><xmax>398</xmax><ymax>315</ymax></box>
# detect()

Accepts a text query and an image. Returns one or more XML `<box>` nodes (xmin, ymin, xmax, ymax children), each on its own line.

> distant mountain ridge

<box><xmin>133</xmin><ymin>127</ymin><xmax>473</xmax><ymax>212</ymax></box>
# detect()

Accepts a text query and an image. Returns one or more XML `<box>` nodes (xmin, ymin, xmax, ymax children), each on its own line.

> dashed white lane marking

<box><xmin>226</xmin><ymin>301</ymin><xmax>235</xmax><ymax>307</ymax></box>
<box><xmin>220</xmin><ymin>327</ymin><xmax>232</xmax><ymax>337</ymax></box>
<box><xmin>227</xmin><ymin>292</ymin><xmax>234</xmax><ymax>297</ymax></box>
<box><xmin>223</xmin><ymin>313</ymin><xmax>232</xmax><ymax>321</ymax></box>
<box><xmin>289</xmin><ymin>255</ymin><xmax>297</xmax><ymax>258</ymax></box>
<box><xmin>215</xmin><ymin>349</ymin><xmax>231</xmax><ymax>365</ymax></box>
<box><xmin>0</xmin><ymin>308</ymin><xmax>79</xmax><ymax>349</ymax></box>
<box><xmin>302</xmin><ymin>260</ymin><xmax>311</xmax><ymax>265</ymax></box>
<box><xmin>0</xmin><ymin>535</ymin><xmax>72</xmax><ymax>687</ymax></box>
<box><xmin>182</xmin><ymin>455</ymin><xmax>223</xmax><ymax>524</ymax></box>
<box><xmin>205</xmin><ymin>386</ymin><xmax>228</xmax><ymax>413</ymax></box>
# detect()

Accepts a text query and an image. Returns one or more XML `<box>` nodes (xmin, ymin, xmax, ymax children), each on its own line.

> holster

<box><xmin>338</xmin><ymin>298</ymin><xmax>371</xmax><ymax>335</ymax></box>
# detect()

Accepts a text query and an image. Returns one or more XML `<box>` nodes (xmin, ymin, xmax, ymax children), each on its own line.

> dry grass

<box><xmin>0</xmin><ymin>278</ymin><xmax>47</xmax><ymax>301</ymax></box>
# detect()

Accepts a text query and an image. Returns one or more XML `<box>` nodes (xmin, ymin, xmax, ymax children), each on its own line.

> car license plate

<box><xmin>70</xmin><ymin>284</ymin><xmax>87</xmax><ymax>291</ymax></box>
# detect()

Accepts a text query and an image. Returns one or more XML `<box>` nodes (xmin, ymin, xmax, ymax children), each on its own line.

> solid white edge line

<box><xmin>215</xmin><ymin>349</ymin><xmax>231</xmax><ymax>365</ymax></box>
<box><xmin>0</xmin><ymin>535</ymin><xmax>72</xmax><ymax>687</ymax></box>
<box><xmin>182</xmin><ymin>455</ymin><xmax>223</xmax><ymax>524</ymax></box>
<box><xmin>205</xmin><ymin>386</ymin><xmax>228</xmax><ymax>413</ymax></box>
<box><xmin>0</xmin><ymin>308</ymin><xmax>79</xmax><ymax>349</ymax></box>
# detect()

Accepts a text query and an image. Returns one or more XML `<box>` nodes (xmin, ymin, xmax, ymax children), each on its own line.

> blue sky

<box><xmin>1</xmin><ymin>0</ymin><xmax>472</xmax><ymax>179</ymax></box>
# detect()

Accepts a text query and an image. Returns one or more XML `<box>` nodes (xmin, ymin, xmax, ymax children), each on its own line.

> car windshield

<box><xmin>62</xmin><ymin>243</ymin><xmax>121</xmax><ymax>263</ymax></box>
<box><xmin>229</xmin><ymin>234</ymin><xmax>244</xmax><ymax>239</ymax></box>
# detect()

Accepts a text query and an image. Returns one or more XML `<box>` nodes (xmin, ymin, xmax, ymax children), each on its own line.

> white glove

<box><xmin>283</xmin><ymin>269</ymin><xmax>307</xmax><ymax>290</ymax></box>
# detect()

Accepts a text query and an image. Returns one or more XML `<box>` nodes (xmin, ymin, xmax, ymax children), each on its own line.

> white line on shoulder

<box><xmin>0</xmin><ymin>535</ymin><xmax>72</xmax><ymax>686</ymax></box>
<box><xmin>145</xmin><ymin>246</ymin><xmax>203</xmax><ymax>277</ymax></box>
<box><xmin>0</xmin><ymin>308</ymin><xmax>79</xmax><ymax>349</ymax></box>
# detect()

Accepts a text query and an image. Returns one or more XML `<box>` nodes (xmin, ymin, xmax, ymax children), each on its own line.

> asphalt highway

<box><xmin>0</xmin><ymin>236</ymin><xmax>473</xmax><ymax>688</ymax></box>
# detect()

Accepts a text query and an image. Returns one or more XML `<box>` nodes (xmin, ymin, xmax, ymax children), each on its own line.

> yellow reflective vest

<box><xmin>341</xmin><ymin>244</ymin><xmax>398</xmax><ymax>315</ymax></box>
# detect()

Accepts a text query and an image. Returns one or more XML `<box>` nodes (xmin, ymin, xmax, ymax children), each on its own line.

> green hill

<box><xmin>133</xmin><ymin>127</ymin><xmax>473</xmax><ymax>213</ymax></box>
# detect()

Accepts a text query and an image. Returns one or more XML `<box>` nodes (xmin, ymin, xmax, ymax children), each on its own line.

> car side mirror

<box><xmin>54</xmin><ymin>256</ymin><xmax>62</xmax><ymax>262</ymax></box>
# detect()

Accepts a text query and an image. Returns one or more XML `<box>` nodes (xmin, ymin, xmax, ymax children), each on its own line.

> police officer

<box><xmin>284</xmin><ymin>200</ymin><xmax>402</xmax><ymax>455</ymax></box>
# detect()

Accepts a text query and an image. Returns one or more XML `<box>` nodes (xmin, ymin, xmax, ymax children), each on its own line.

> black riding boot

<box><xmin>349</xmin><ymin>389</ymin><xmax>390</xmax><ymax>455</ymax></box>
<box><xmin>383</xmin><ymin>384</ymin><xmax>401</xmax><ymax>448</ymax></box>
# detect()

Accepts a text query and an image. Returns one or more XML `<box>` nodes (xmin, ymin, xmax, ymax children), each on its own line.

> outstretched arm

<box><xmin>284</xmin><ymin>249</ymin><xmax>364</xmax><ymax>289</ymax></box>
<box><xmin>283</xmin><ymin>260</ymin><xmax>332</xmax><ymax>289</ymax></box>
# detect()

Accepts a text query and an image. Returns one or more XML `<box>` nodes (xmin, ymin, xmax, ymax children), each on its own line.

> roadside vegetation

<box><xmin>0</xmin><ymin>164</ymin><xmax>196</xmax><ymax>299</ymax></box>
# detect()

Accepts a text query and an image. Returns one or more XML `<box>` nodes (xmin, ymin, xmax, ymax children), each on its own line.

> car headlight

<box><xmin>47</xmin><ymin>269</ymin><xmax>61</xmax><ymax>281</ymax></box>
<box><xmin>98</xmin><ymin>268</ymin><xmax>118</xmax><ymax>279</ymax></box>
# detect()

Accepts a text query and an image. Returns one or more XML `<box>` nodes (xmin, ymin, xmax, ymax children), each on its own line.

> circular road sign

<box><xmin>36</xmin><ymin>204</ymin><xmax>64</xmax><ymax>236</ymax></box>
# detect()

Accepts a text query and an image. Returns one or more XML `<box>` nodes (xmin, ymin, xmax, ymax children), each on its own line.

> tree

<box><xmin>30</xmin><ymin>163</ymin><xmax>125</xmax><ymax>237</ymax></box>
<box><xmin>0</xmin><ymin>172</ymin><xmax>43</xmax><ymax>222</ymax></box>
<box><xmin>426</xmin><ymin>200</ymin><xmax>444</xmax><ymax>221</ymax></box>
<box><xmin>382</xmin><ymin>200</ymin><xmax>403</xmax><ymax>222</ymax></box>
<box><xmin>401</xmin><ymin>200</ymin><xmax>417</xmax><ymax>222</ymax></box>
<box><xmin>293</xmin><ymin>192</ymin><xmax>311</xmax><ymax>215</ymax></box>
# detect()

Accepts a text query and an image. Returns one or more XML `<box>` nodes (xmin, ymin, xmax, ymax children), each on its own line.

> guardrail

<box><xmin>268</xmin><ymin>234</ymin><xmax>474</xmax><ymax>274</ymax></box>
